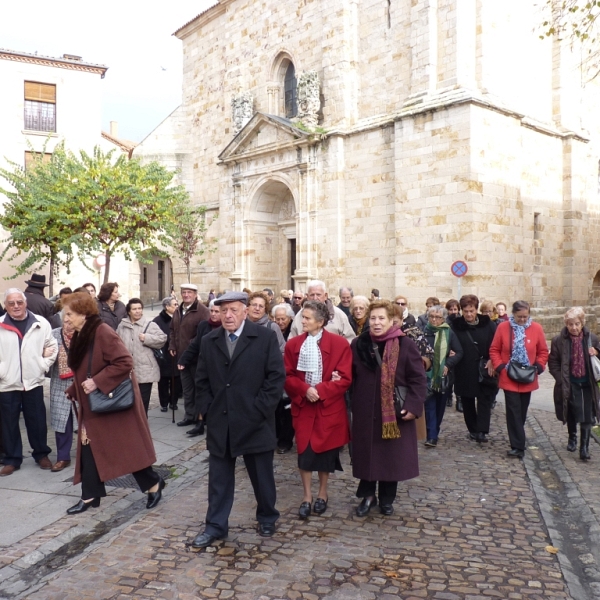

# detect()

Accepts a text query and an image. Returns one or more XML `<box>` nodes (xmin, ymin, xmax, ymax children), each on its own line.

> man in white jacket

<box><xmin>0</xmin><ymin>289</ymin><xmax>58</xmax><ymax>476</ymax></box>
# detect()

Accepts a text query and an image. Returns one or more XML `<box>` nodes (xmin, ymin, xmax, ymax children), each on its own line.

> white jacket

<box><xmin>0</xmin><ymin>312</ymin><xmax>58</xmax><ymax>392</ymax></box>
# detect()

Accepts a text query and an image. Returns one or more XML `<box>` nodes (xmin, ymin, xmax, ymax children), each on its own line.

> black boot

<box><xmin>580</xmin><ymin>426</ymin><xmax>591</xmax><ymax>461</ymax></box>
<box><xmin>456</xmin><ymin>397</ymin><xmax>463</xmax><ymax>413</ymax></box>
<box><xmin>567</xmin><ymin>432</ymin><xmax>577</xmax><ymax>452</ymax></box>
<box><xmin>446</xmin><ymin>395</ymin><xmax>453</xmax><ymax>407</ymax></box>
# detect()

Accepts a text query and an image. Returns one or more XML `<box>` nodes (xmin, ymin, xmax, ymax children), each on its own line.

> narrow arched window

<box><xmin>284</xmin><ymin>63</ymin><xmax>297</xmax><ymax>118</ymax></box>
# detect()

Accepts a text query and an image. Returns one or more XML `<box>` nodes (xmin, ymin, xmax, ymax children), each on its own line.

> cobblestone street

<box><xmin>4</xmin><ymin>373</ymin><xmax>598</xmax><ymax>599</ymax></box>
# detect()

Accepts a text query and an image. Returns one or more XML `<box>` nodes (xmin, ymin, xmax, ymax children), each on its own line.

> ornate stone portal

<box><xmin>231</xmin><ymin>91</ymin><xmax>254</xmax><ymax>135</ymax></box>
<box><xmin>296</xmin><ymin>71</ymin><xmax>320</xmax><ymax>129</ymax></box>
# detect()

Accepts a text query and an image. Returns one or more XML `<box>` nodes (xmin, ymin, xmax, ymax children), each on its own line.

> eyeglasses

<box><xmin>6</xmin><ymin>301</ymin><xmax>25</xmax><ymax>306</ymax></box>
<box><xmin>293</xmin><ymin>296</ymin><xmax>303</xmax><ymax>299</ymax></box>
<box><xmin>249</xmin><ymin>303</ymin><xmax>265</xmax><ymax>309</ymax></box>
<box><xmin>396</xmin><ymin>302</ymin><xmax>406</xmax><ymax>306</ymax></box>
<box><xmin>429</xmin><ymin>315</ymin><xmax>444</xmax><ymax>320</ymax></box>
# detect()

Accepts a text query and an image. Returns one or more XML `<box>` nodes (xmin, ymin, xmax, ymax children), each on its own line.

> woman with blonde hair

<box><xmin>348</xmin><ymin>295</ymin><xmax>370</xmax><ymax>336</ymax></box>
<box><xmin>549</xmin><ymin>307</ymin><xmax>600</xmax><ymax>460</ymax></box>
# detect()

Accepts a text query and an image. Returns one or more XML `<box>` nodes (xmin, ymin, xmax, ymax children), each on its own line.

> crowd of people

<box><xmin>0</xmin><ymin>273</ymin><xmax>598</xmax><ymax>547</ymax></box>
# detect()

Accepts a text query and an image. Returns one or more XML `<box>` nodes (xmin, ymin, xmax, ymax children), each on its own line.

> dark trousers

<box><xmin>461</xmin><ymin>394</ymin><xmax>492</xmax><ymax>434</ymax></box>
<box><xmin>0</xmin><ymin>387</ymin><xmax>51</xmax><ymax>467</ymax></box>
<box><xmin>204</xmin><ymin>449</ymin><xmax>279</xmax><ymax>538</ymax></box>
<box><xmin>55</xmin><ymin>412</ymin><xmax>74</xmax><ymax>461</ymax></box>
<box><xmin>425</xmin><ymin>390</ymin><xmax>448</xmax><ymax>440</ymax></box>
<box><xmin>356</xmin><ymin>480</ymin><xmax>398</xmax><ymax>505</ymax></box>
<box><xmin>180</xmin><ymin>364</ymin><xmax>197</xmax><ymax>421</ymax></box>
<box><xmin>80</xmin><ymin>443</ymin><xmax>160</xmax><ymax>500</ymax></box>
<box><xmin>138</xmin><ymin>382</ymin><xmax>153</xmax><ymax>415</ymax></box>
<box><xmin>275</xmin><ymin>397</ymin><xmax>295</xmax><ymax>449</ymax></box>
<box><xmin>504</xmin><ymin>390</ymin><xmax>531</xmax><ymax>451</ymax></box>
<box><xmin>157</xmin><ymin>375</ymin><xmax>182</xmax><ymax>408</ymax></box>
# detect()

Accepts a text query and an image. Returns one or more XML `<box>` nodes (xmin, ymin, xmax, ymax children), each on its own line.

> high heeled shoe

<box><xmin>67</xmin><ymin>497</ymin><xmax>100</xmax><ymax>515</ymax></box>
<box><xmin>146</xmin><ymin>477</ymin><xmax>166</xmax><ymax>509</ymax></box>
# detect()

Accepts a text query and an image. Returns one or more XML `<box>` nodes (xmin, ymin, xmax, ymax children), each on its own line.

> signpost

<box><xmin>450</xmin><ymin>260</ymin><xmax>468</xmax><ymax>299</ymax></box>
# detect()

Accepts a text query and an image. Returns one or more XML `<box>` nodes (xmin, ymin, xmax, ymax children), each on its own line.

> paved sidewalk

<box><xmin>2</xmin><ymin>371</ymin><xmax>589</xmax><ymax>599</ymax></box>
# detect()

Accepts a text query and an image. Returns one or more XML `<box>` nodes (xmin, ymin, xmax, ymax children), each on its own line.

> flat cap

<box><xmin>180</xmin><ymin>283</ymin><xmax>198</xmax><ymax>291</ymax></box>
<box><xmin>214</xmin><ymin>291</ymin><xmax>248</xmax><ymax>305</ymax></box>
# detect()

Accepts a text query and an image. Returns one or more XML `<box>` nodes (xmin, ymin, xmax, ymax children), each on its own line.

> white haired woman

<box><xmin>549</xmin><ymin>307</ymin><xmax>600</xmax><ymax>460</ymax></box>
<box><xmin>348</xmin><ymin>295</ymin><xmax>370</xmax><ymax>336</ymax></box>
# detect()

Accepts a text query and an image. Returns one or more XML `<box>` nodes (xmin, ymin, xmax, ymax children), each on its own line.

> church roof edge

<box><xmin>0</xmin><ymin>48</ymin><xmax>108</xmax><ymax>78</ymax></box>
<box><xmin>173</xmin><ymin>1</ymin><xmax>225</xmax><ymax>38</ymax></box>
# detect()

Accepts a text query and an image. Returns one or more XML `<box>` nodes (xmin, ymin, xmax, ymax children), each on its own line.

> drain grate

<box><xmin>66</xmin><ymin>465</ymin><xmax>173</xmax><ymax>489</ymax></box>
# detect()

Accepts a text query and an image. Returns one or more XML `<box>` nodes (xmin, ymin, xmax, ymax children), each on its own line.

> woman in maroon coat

<box><xmin>62</xmin><ymin>292</ymin><xmax>165</xmax><ymax>514</ymax></box>
<box><xmin>351</xmin><ymin>300</ymin><xmax>427</xmax><ymax>517</ymax></box>
<box><xmin>284</xmin><ymin>301</ymin><xmax>352</xmax><ymax>520</ymax></box>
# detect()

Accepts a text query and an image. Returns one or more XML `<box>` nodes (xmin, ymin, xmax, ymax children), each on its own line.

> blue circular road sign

<box><xmin>451</xmin><ymin>261</ymin><xmax>468</xmax><ymax>278</ymax></box>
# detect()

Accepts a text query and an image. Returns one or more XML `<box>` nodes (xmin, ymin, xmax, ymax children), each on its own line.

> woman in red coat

<box><xmin>489</xmin><ymin>300</ymin><xmax>549</xmax><ymax>459</ymax></box>
<box><xmin>284</xmin><ymin>300</ymin><xmax>352</xmax><ymax>520</ymax></box>
<box><xmin>63</xmin><ymin>292</ymin><xmax>165</xmax><ymax>514</ymax></box>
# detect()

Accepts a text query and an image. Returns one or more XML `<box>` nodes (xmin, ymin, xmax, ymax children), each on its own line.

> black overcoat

<box><xmin>451</xmin><ymin>315</ymin><xmax>496</xmax><ymax>398</ymax></box>
<box><xmin>153</xmin><ymin>309</ymin><xmax>179</xmax><ymax>378</ymax></box>
<box><xmin>196</xmin><ymin>320</ymin><xmax>286</xmax><ymax>457</ymax></box>
<box><xmin>548</xmin><ymin>327</ymin><xmax>600</xmax><ymax>423</ymax></box>
<box><xmin>350</xmin><ymin>331</ymin><xmax>427</xmax><ymax>483</ymax></box>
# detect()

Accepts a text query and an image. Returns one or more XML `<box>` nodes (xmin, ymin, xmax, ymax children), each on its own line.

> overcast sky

<box><xmin>1</xmin><ymin>0</ymin><xmax>215</xmax><ymax>142</ymax></box>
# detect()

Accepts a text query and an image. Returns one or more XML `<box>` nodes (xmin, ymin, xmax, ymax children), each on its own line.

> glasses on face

<box><xmin>293</xmin><ymin>296</ymin><xmax>302</xmax><ymax>300</ymax></box>
<box><xmin>249</xmin><ymin>303</ymin><xmax>265</xmax><ymax>309</ymax></box>
<box><xmin>6</xmin><ymin>301</ymin><xmax>25</xmax><ymax>306</ymax></box>
<box><xmin>429</xmin><ymin>315</ymin><xmax>444</xmax><ymax>321</ymax></box>
<box><xmin>396</xmin><ymin>302</ymin><xmax>406</xmax><ymax>306</ymax></box>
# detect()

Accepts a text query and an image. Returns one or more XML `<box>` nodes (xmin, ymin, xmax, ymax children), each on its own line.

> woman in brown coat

<box><xmin>548</xmin><ymin>307</ymin><xmax>600</xmax><ymax>460</ymax></box>
<box><xmin>63</xmin><ymin>292</ymin><xmax>165</xmax><ymax>514</ymax></box>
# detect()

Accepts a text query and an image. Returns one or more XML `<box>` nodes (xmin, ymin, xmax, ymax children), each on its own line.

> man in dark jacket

<box><xmin>169</xmin><ymin>283</ymin><xmax>209</xmax><ymax>427</ymax></box>
<box><xmin>23</xmin><ymin>274</ymin><xmax>55</xmax><ymax>326</ymax></box>
<box><xmin>191</xmin><ymin>291</ymin><xmax>285</xmax><ymax>549</ymax></box>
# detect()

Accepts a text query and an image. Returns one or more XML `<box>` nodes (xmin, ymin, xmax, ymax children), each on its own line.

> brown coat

<box><xmin>169</xmin><ymin>299</ymin><xmax>210</xmax><ymax>357</ymax></box>
<box><xmin>66</xmin><ymin>323</ymin><xmax>156</xmax><ymax>485</ymax></box>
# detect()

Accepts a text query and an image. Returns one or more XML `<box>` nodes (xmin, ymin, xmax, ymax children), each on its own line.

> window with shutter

<box><xmin>24</xmin><ymin>151</ymin><xmax>52</xmax><ymax>170</ymax></box>
<box><xmin>284</xmin><ymin>64</ymin><xmax>297</xmax><ymax>119</ymax></box>
<box><xmin>24</xmin><ymin>81</ymin><xmax>56</xmax><ymax>132</ymax></box>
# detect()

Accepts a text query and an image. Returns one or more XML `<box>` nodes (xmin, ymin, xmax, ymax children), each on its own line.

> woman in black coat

<box><xmin>153</xmin><ymin>297</ymin><xmax>182</xmax><ymax>412</ymax></box>
<box><xmin>96</xmin><ymin>282</ymin><xmax>127</xmax><ymax>330</ymax></box>
<box><xmin>450</xmin><ymin>295</ymin><xmax>497</xmax><ymax>443</ymax></box>
<box><xmin>549</xmin><ymin>307</ymin><xmax>600</xmax><ymax>460</ymax></box>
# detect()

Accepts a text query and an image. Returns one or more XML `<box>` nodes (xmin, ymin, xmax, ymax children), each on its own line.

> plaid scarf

<box><xmin>426</xmin><ymin>322</ymin><xmax>450</xmax><ymax>391</ymax></box>
<box><xmin>297</xmin><ymin>330</ymin><xmax>323</xmax><ymax>386</ymax></box>
<box><xmin>370</xmin><ymin>325</ymin><xmax>403</xmax><ymax>440</ymax></box>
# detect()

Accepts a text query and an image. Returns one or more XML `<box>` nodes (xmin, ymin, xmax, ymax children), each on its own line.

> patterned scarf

<box><xmin>509</xmin><ymin>316</ymin><xmax>532</xmax><ymax>365</ymax></box>
<box><xmin>58</xmin><ymin>328</ymin><xmax>74</xmax><ymax>379</ymax></box>
<box><xmin>426</xmin><ymin>322</ymin><xmax>450</xmax><ymax>392</ymax></box>
<box><xmin>354</xmin><ymin>315</ymin><xmax>367</xmax><ymax>335</ymax></box>
<box><xmin>370</xmin><ymin>325</ymin><xmax>403</xmax><ymax>440</ymax></box>
<box><xmin>570</xmin><ymin>331</ymin><xmax>585</xmax><ymax>378</ymax></box>
<box><xmin>297</xmin><ymin>330</ymin><xmax>323</xmax><ymax>386</ymax></box>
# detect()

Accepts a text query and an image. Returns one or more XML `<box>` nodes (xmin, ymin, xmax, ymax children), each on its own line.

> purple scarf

<box><xmin>570</xmin><ymin>331</ymin><xmax>585</xmax><ymax>378</ymax></box>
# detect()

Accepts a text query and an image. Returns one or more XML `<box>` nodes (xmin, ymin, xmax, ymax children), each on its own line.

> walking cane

<box><xmin>171</xmin><ymin>353</ymin><xmax>176</xmax><ymax>424</ymax></box>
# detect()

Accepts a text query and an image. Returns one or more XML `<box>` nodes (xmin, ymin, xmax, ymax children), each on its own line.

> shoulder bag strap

<box><xmin>143</xmin><ymin>322</ymin><xmax>150</xmax><ymax>334</ymax></box>
<box><xmin>465</xmin><ymin>330</ymin><xmax>483</xmax><ymax>360</ymax></box>
<box><xmin>372</xmin><ymin>337</ymin><xmax>402</xmax><ymax>368</ymax></box>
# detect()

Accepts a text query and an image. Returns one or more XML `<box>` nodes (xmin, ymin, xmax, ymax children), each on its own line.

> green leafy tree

<box><xmin>168</xmin><ymin>204</ymin><xmax>218</xmax><ymax>282</ymax></box>
<box><xmin>0</xmin><ymin>144</ymin><xmax>82</xmax><ymax>295</ymax></box>
<box><xmin>64</xmin><ymin>147</ymin><xmax>189</xmax><ymax>283</ymax></box>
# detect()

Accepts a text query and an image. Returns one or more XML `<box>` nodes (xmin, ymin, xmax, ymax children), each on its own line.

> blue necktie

<box><xmin>229</xmin><ymin>333</ymin><xmax>238</xmax><ymax>342</ymax></box>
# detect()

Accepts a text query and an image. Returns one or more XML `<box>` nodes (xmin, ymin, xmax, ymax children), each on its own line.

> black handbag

<box><xmin>143</xmin><ymin>323</ymin><xmax>167</xmax><ymax>366</ymax></box>
<box><xmin>87</xmin><ymin>340</ymin><xmax>134</xmax><ymax>414</ymax></box>
<box><xmin>372</xmin><ymin>342</ymin><xmax>407</xmax><ymax>419</ymax></box>
<box><xmin>466</xmin><ymin>331</ymin><xmax>498</xmax><ymax>388</ymax></box>
<box><xmin>506</xmin><ymin>327</ymin><xmax>537</xmax><ymax>385</ymax></box>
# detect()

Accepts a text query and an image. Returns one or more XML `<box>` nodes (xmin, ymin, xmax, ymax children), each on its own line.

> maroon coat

<box><xmin>350</xmin><ymin>331</ymin><xmax>427</xmax><ymax>483</ymax></box>
<box><xmin>284</xmin><ymin>330</ymin><xmax>352</xmax><ymax>454</ymax></box>
<box><xmin>65</xmin><ymin>323</ymin><xmax>156</xmax><ymax>485</ymax></box>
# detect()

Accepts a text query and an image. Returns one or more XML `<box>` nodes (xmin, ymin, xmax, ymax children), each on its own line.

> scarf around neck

<box><xmin>426</xmin><ymin>322</ymin><xmax>450</xmax><ymax>391</ymax></box>
<box><xmin>58</xmin><ymin>328</ymin><xmax>74</xmax><ymax>379</ymax></box>
<box><xmin>509</xmin><ymin>316</ymin><xmax>532</xmax><ymax>365</ymax></box>
<box><xmin>570</xmin><ymin>330</ymin><xmax>585</xmax><ymax>378</ymax></box>
<box><xmin>370</xmin><ymin>325</ymin><xmax>404</xmax><ymax>440</ymax></box>
<box><xmin>297</xmin><ymin>330</ymin><xmax>323</xmax><ymax>386</ymax></box>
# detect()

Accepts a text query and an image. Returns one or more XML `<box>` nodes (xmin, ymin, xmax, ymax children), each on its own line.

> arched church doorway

<box><xmin>247</xmin><ymin>180</ymin><xmax>297</xmax><ymax>292</ymax></box>
<box><xmin>139</xmin><ymin>256</ymin><xmax>173</xmax><ymax>307</ymax></box>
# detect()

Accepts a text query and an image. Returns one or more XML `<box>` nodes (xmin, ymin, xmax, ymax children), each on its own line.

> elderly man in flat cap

<box><xmin>170</xmin><ymin>283</ymin><xmax>210</xmax><ymax>431</ymax></box>
<box><xmin>191</xmin><ymin>291</ymin><xmax>286</xmax><ymax>549</ymax></box>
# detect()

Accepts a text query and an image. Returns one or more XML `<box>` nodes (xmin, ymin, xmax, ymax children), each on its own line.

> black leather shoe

<box><xmin>169</xmin><ymin>404</ymin><xmax>179</xmax><ymax>411</ymax></box>
<box><xmin>186</xmin><ymin>422</ymin><xmax>205</xmax><ymax>437</ymax></box>
<box><xmin>506</xmin><ymin>449</ymin><xmax>524</xmax><ymax>458</ymax></box>
<box><xmin>356</xmin><ymin>496</ymin><xmax>377</xmax><ymax>517</ymax></box>
<box><xmin>456</xmin><ymin>397</ymin><xmax>463</xmax><ymax>412</ymax></box>
<box><xmin>298</xmin><ymin>501</ymin><xmax>311</xmax><ymax>519</ymax></box>
<box><xmin>67</xmin><ymin>498</ymin><xmax>100</xmax><ymax>515</ymax></box>
<box><xmin>380</xmin><ymin>503</ymin><xmax>394</xmax><ymax>516</ymax></box>
<box><xmin>313</xmin><ymin>497</ymin><xmax>328</xmax><ymax>515</ymax></box>
<box><xmin>424</xmin><ymin>439</ymin><xmax>437</xmax><ymax>447</ymax></box>
<box><xmin>258</xmin><ymin>523</ymin><xmax>276</xmax><ymax>537</ymax></box>
<box><xmin>146</xmin><ymin>477</ymin><xmax>166</xmax><ymax>509</ymax></box>
<box><xmin>445</xmin><ymin>396</ymin><xmax>453</xmax><ymax>407</ymax></box>
<box><xmin>277</xmin><ymin>446</ymin><xmax>292</xmax><ymax>454</ymax></box>
<box><xmin>160</xmin><ymin>406</ymin><xmax>168</xmax><ymax>412</ymax></box>
<box><xmin>476</xmin><ymin>433</ymin><xmax>488</xmax><ymax>443</ymax></box>
<box><xmin>177</xmin><ymin>418</ymin><xmax>194</xmax><ymax>427</ymax></box>
<box><xmin>191</xmin><ymin>531</ymin><xmax>219</xmax><ymax>549</ymax></box>
<box><xmin>469</xmin><ymin>432</ymin><xmax>477</xmax><ymax>441</ymax></box>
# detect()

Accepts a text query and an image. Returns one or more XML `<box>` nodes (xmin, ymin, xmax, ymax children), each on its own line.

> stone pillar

<box><xmin>407</xmin><ymin>0</ymin><xmax>438</xmax><ymax>101</ymax></box>
<box><xmin>230</xmin><ymin>176</ymin><xmax>248</xmax><ymax>290</ymax></box>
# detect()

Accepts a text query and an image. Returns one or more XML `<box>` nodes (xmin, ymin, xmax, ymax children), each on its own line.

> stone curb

<box><xmin>0</xmin><ymin>447</ymin><xmax>209</xmax><ymax>599</ymax></box>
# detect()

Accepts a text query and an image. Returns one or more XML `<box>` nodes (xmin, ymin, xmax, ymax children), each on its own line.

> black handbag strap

<box><xmin>372</xmin><ymin>338</ymin><xmax>402</xmax><ymax>368</ymax></box>
<box><xmin>143</xmin><ymin>322</ymin><xmax>150</xmax><ymax>334</ymax></box>
<box><xmin>465</xmin><ymin>330</ymin><xmax>484</xmax><ymax>360</ymax></box>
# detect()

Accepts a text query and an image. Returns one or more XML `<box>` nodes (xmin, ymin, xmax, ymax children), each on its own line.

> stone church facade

<box><xmin>134</xmin><ymin>0</ymin><xmax>600</xmax><ymax>325</ymax></box>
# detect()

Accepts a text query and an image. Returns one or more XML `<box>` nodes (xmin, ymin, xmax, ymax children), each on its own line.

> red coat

<box><xmin>66</xmin><ymin>324</ymin><xmax>157</xmax><ymax>485</ymax></box>
<box><xmin>284</xmin><ymin>330</ymin><xmax>352</xmax><ymax>454</ymax></box>
<box><xmin>489</xmin><ymin>320</ymin><xmax>549</xmax><ymax>393</ymax></box>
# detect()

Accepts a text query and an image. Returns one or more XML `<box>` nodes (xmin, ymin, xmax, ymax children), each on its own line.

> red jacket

<box><xmin>284</xmin><ymin>330</ymin><xmax>352</xmax><ymax>454</ymax></box>
<box><xmin>489</xmin><ymin>320</ymin><xmax>549</xmax><ymax>393</ymax></box>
